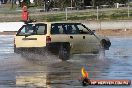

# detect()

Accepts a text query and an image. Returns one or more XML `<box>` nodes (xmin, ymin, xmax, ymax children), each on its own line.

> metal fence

<box><xmin>0</xmin><ymin>4</ymin><xmax>132</xmax><ymax>30</ymax></box>
<box><xmin>83</xmin><ymin>20</ymin><xmax>132</xmax><ymax>30</ymax></box>
<box><xmin>44</xmin><ymin>6</ymin><xmax>132</xmax><ymax>30</ymax></box>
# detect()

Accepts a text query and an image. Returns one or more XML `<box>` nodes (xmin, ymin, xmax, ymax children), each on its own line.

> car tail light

<box><xmin>46</xmin><ymin>36</ymin><xmax>51</xmax><ymax>43</ymax></box>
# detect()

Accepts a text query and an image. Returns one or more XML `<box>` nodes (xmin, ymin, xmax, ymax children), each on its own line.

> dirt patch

<box><xmin>96</xmin><ymin>29</ymin><xmax>132</xmax><ymax>36</ymax></box>
<box><xmin>0</xmin><ymin>31</ymin><xmax>16</xmax><ymax>35</ymax></box>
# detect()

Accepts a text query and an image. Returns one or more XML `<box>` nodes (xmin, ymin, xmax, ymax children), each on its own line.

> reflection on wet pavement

<box><xmin>0</xmin><ymin>35</ymin><xmax>132</xmax><ymax>88</ymax></box>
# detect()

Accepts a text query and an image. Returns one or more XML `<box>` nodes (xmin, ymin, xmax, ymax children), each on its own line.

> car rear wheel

<box><xmin>58</xmin><ymin>44</ymin><xmax>70</xmax><ymax>61</ymax></box>
<box><xmin>14</xmin><ymin>45</ymin><xmax>21</xmax><ymax>54</ymax></box>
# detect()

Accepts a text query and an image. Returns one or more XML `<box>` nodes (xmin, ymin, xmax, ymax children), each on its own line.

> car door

<box><xmin>50</xmin><ymin>23</ymin><xmax>82</xmax><ymax>54</ymax></box>
<box><xmin>65</xmin><ymin>23</ymin><xmax>83</xmax><ymax>54</ymax></box>
<box><xmin>15</xmin><ymin>23</ymin><xmax>47</xmax><ymax>48</ymax></box>
<box><xmin>76</xmin><ymin>23</ymin><xmax>100</xmax><ymax>53</ymax></box>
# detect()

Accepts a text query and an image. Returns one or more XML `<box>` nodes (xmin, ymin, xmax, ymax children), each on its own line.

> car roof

<box><xmin>28</xmin><ymin>22</ymin><xmax>81</xmax><ymax>25</ymax></box>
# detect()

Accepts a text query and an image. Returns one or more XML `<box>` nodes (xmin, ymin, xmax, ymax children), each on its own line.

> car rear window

<box><xmin>16</xmin><ymin>23</ymin><xmax>47</xmax><ymax>36</ymax></box>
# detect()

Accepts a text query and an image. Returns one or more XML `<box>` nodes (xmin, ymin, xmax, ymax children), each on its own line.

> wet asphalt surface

<box><xmin>0</xmin><ymin>35</ymin><xmax>132</xmax><ymax>88</ymax></box>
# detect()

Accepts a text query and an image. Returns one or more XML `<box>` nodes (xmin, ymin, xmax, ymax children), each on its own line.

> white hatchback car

<box><xmin>14</xmin><ymin>22</ymin><xmax>111</xmax><ymax>60</ymax></box>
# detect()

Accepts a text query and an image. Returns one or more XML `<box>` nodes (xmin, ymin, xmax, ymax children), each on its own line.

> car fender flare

<box><xmin>100</xmin><ymin>39</ymin><xmax>111</xmax><ymax>50</ymax></box>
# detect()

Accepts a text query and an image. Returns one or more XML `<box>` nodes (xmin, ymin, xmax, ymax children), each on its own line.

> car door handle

<box><xmin>70</xmin><ymin>36</ymin><xmax>73</xmax><ymax>39</ymax></box>
<box><xmin>22</xmin><ymin>38</ymin><xmax>37</xmax><ymax>40</ymax></box>
<box><xmin>83</xmin><ymin>36</ymin><xmax>85</xmax><ymax>39</ymax></box>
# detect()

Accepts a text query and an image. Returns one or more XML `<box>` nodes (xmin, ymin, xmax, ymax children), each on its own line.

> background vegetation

<box><xmin>0</xmin><ymin>0</ymin><xmax>132</xmax><ymax>22</ymax></box>
<box><xmin>10</xmin><ymin>0</ymin><xmax>129</xmax><ymax>9</ymax></box>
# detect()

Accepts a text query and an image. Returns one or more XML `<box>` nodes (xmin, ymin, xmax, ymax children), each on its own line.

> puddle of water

<box><xmin>98</xmin><ymin>49</ymin><xmax>105</xmax><ymax>60</ymax></box>
<box><xmin>0</xmin><ymin>36</ymin><xmax>132</xmax><ymax>88</ymax></box>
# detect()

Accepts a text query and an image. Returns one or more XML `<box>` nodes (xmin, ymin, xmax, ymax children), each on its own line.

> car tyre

<box><xmin>14</xmin><ymin>45</ymin><xmax>21</xmax><ymax>54</ymax></box>
<box><xmin>100</xmin><ymin>39</ymin><xmax>111</xmax><ymax>50</ymax></box>
<box><xmin>59</xmin><ymin>44</ymin><xmax>70</xmax><ymax>61</ymax></box>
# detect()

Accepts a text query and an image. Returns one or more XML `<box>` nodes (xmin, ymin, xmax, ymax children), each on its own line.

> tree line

<box><xmin>34</xmin><ymin>0</ymin><xmax>128</xmax><ymax>8</ymax></box>
<box><xmin>8</xmin><ymin>0</ymin><xmax>128</xmax><ymax>10</ymax></box>
<box><xmin>94</xmin><ymin>0</ymin><xmax>127</xmax><ymax>6</ymax></box>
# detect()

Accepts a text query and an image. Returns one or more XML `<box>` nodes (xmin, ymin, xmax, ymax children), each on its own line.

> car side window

<box><xmin>76</xmin><ymin>24</ymin><xmax>91</xmax><ymax>34</ymax></box>
<box><xmin>35</xmin><ymin>24</ymin><xmax>47</xmax><ymax>35</ymax></box>
<box><xmin>51</xmin><ymin>24</ymin><xmax>65</xmax><ymax>34</ymax></box>
<box><xmin>66</xmin><ymin>24</ymin><xmax>79</xmax><ymax>34</ymax></box>
<box><xmin>51</xmin><ymin>23</ymin><xmax>80</xmax><ymax>34</ymax></box>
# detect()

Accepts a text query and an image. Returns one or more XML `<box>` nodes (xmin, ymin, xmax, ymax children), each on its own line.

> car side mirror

<box><xmin>91</xmin><ymin>30</ymin><xmax>95</xmax><ymax>35</ymax></box>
